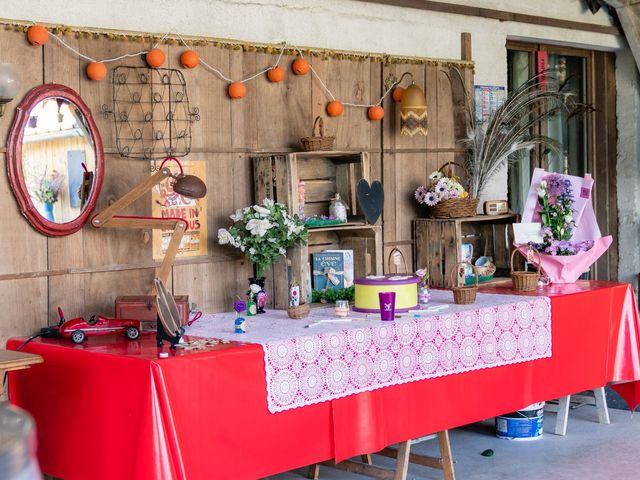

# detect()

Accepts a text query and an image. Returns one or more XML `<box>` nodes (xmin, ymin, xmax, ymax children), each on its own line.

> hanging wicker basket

<box><xmin>300</xmin><ymin>116</ymin><xmax>335</xmax><ymax>152</ymax></box>
<box><xmin>287</xmin><ymin>302</ymin><xmax>311</xmax><ymax>319</ymax></box>
<box><xmin>450</xmin><ymin>262</ymin><xmax>478</xmax><ymax>305</ymax></box>
<box><xmin>510</xmin><ymin>248</ymin><xmax>541</xmax><ymax>292</ymax></box>
<box><xmin>426</xmin><ymin>162</ymin><xmax>479</xmax><ymax>219</ymax></box>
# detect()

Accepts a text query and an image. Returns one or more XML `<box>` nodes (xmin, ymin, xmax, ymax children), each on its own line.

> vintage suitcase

<box><xmin>115</xmin><ymin>295</ymin><xmax>190</xmax><ymax>325</ymax></box>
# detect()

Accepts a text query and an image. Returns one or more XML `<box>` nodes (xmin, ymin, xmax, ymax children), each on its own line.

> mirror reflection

<box><xmin>22</xmin><ymin>97</ymin><xmax>96</xmax><ymax>224</ymax></box>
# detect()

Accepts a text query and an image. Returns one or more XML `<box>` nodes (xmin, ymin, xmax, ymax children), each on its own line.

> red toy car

<box><xmin>58</xmin><ymin>313</ymin><xmax>142</xmax><ymax>344</ymax></box>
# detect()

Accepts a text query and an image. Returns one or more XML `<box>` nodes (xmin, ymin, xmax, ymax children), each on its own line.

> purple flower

<box><xmin>414</xmin><ymin>186</ymin><xmax>428</xmax><ymax>203</ymax></box>
<box><xmin>424</xmin><ymin>192</ymin><xmax>439</xmax><ymax>206</ymax></box>
<box><xmin>545</xmin><ymin>173</ymin><xmax>567</xmax><ymax>197</ymax></box>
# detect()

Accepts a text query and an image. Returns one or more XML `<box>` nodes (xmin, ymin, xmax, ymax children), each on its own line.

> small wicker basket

<box><xmin>427</xmin><ymin>162</ymin><xmax>479</xmax><ymax>219</ymax></box>
<box><xmin>287</xmin><ymin>303</ymin><xmax>311</xmax><ymax>319</ymax></box>
<box><xmin>510</xmin><ymin>248</ymin><xmax>541</xmax><ymax>292</ymax></box>
<box><xmin>450</xmin><ymin>262</ymin><xmax>478</xmax><ymax>305</ymax></box>
<box><xmin>300</xmin><ymin>116</ymin><xmax>335</xmax><ymax>152</ymax></box>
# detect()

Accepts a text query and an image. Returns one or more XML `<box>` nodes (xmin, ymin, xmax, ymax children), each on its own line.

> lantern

<box><xmin>400</xmin><ymin>82</ymin><xmax>427</xmax><ymax>136</ymax></box>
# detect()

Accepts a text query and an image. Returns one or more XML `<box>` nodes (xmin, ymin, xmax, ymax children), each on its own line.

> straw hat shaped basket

<box><xmin>428</xmin><ymin>162</ymin><xmax>479</xmax><ymax>219</ymax></box>
<box><xmin>450</xmin><ymin>262</ymin><xmax>478</xmax><ymax>305</ymax></box>
<box><xmin>510</xmin><ymin>248</ymin><xmax>541</xmax><ymax>292</ymax></box>
<box><xmin>300</xmin><ymin>116</ymin><xmax>335</xmax><ymax>152</ymax></box>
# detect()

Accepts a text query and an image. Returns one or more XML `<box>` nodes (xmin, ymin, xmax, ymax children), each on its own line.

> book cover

<box><xmin>312</xmin><ymin>252</ymin><xmax>346</xmax><ymax>291</ymax></box>
<box><xmin>323</xmin><ymin>249</ymin><xmax>354</xmax><ymax>288</ymax></box>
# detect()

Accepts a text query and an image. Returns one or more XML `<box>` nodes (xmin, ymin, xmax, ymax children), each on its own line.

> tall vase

<box><xmin>42</xmin><ymin>202</ymin><xmax>54</xmax><ymax>222</ymax></box>
<box><xmin>248</xmin><ymin>277</ymin><xmax>268</xmax><ymax>314</ymax></box>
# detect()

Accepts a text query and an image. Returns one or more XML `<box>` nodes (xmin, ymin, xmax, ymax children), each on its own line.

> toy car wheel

<box><xmin>126</xmin><ymin>326</ymin><xmax>140</xmax><ymax>340</ymax></box>
<box><xmin>71</xmin><ymin>330</ymin><xmax>86</xmax><ymax>344</ymax></box>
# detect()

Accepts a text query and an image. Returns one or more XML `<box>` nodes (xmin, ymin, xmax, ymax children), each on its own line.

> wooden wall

<box><xmin>0</xmin><ymin>28</ymin><xmax>472</xmax><ymax>346</ymax></box>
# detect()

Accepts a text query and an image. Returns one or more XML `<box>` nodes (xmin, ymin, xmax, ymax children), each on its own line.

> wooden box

<box><xmin>413</xmin><ymin>214</ymin><xmax>518</xmax><ymax>288</ymax></box>
<box><xmin>115</xmin><ymin>295</ymin><xmax>190</xmax><ymax>325</ymax></box>
<box><xmin>252</xmin><ymin>151</ymin><xmax>383</xmax><ymax>308</ymax></box>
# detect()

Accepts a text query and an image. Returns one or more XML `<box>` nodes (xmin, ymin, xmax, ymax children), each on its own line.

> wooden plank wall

<box><xmin>0</xmin><ymin>28</ymin><xmax>472</xmax><ymax>346</ymax></box>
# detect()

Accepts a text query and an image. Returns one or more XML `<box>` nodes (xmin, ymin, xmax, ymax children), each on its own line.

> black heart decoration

<box><xmin>356</xmin><ymin>179</ymin><xmax>384</xmax><ymax>224</ymax></box>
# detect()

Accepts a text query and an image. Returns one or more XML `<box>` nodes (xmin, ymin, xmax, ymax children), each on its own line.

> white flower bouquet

<box><xmin>218</xmin><ymin>198</ymin><xmax>309</xmax><ymax>278</ymax></box>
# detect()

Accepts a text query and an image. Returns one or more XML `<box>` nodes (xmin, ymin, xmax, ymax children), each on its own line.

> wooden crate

<box><xmin>253</xmin><ymin>151</ymin><xmax>382</xmax><ymax>307</ymax></box>
<box><xmin>413</xmin><ymin>214</ymin><xmax>518</xmax><ymax>288</ymax></box>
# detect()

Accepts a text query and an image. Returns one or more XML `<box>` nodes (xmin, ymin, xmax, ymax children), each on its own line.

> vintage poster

<box><xmin>474</xmin><ymin>85</ymin><xmax>505</xmax><ymax>123</ymax></box>
<box><xmin>152</xmin><ymin>160</ymin><xmax>208</xmax><ymax>260</ymax></box>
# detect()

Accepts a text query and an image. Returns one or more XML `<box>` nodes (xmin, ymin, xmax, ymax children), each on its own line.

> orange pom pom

<box><xmin>180</xmin><ymin>50</ymin><xmax>200</xmax><ymax>69</ymax></box>
<box><xmin>228</xmin><ymin>82</ymin><xmax>246</xmax><ymax>99</ymax></box>
<box><xmin>326</xmin><ymin>100</ymin><xmax>344</xmax><ymax>117</ymax></box>
<box><xmin>292</xmin><ymin>58</ymin><xmax>310</xmax><ymax>76</ymax></box>
<box><xmin>86</xmin><ymin>62</ymin><xmax>107</xmax><ymax>81</ymax></box>
<box><xmin>146</xmin><ymin>48</ymin><xmax>165</xmax><ymax>68</ymax></box>
<box><xmin>267</xmin><ymin>66</ymin><xmax>285</xmax><ymax>83</ymax></box>
<box><xmin>392</xmin><ymin>87</ymin><xmax>405</xmax><ymax>103</ymax></box>
<box><xmin>27</xmin><ymin>25</ymin><xmax>49</xmax><ymax>46</ymax></box>
<box><xmin>367</xmin><ymin>105</ymin><xmax>384</xmax><ymax>121</ymax></box>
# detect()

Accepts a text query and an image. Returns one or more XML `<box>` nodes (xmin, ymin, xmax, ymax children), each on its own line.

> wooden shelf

<box><xmin>418</xmin><ymin>214</ymin><xmax>517</xmax><ymax>223</ymax></box>
<box><xmin>253</xmin><ymin>151</ymin><xmax>382</xmax><ymax>308</ymax></box>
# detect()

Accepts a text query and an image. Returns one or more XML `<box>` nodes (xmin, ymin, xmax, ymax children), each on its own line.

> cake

<box><xmin>353</xmin><ymin>275</ymin><xmax>419</xmax><ymax>313</ymax></box>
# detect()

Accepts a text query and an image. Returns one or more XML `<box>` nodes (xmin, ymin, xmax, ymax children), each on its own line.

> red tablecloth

<box><xmin>7</xmin><ymin>281</ymin><xmax>640</xmax><ymax>480</ymax></box>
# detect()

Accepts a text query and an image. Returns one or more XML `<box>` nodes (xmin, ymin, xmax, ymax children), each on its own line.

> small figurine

<box><xmin>256</xmin><ymin>290</ymin><xmax>268</xmax><ymax>314</ymax></box>
<box><xmin>234</xmin><ymin>316</ymin><xmax>246</xmax><ymax>333</ymax></box>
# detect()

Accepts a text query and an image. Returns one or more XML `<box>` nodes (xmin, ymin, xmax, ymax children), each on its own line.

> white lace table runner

<box><xmin>185</xmin><ymin>290</ymin><xmax>552</xmax><ymax>413</ymax></box>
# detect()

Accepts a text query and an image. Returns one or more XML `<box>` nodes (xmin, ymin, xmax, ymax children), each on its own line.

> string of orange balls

<box><xmin>25</xmin><ymin>24</ymin><xmax>409</xmax><ymax>121</ymax></box>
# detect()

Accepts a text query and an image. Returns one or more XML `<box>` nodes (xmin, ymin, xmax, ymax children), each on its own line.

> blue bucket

<box><xmin>495</xmin><ymin>402</ymin><xmax>544</xmax><ymax>441</ymax></box>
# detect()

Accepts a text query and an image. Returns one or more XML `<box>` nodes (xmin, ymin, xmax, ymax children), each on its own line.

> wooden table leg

<box><xmin>361</xmin><ymin>454</ymin><xmax>372</xmax><ymax>464</ymax></box>
<box><xmin>393</xmin><ymin>440</ymin><xmax>410</xmax><ymax>480</ymax></box>
<box><xmin>307</xmin><ymin>463</ymin><xmax>320</xmax><ymax>479</ymax></box>
<box><xmin>437</xmin><ymin>430</ymin><xmax>456</xmax><ymax>480</ymax></box>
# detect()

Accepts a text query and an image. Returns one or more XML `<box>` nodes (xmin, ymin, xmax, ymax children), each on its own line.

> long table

<box><xmin>7</xmin><ymin>281</ymin><xmax>640</xmax><ymax>480</ymax></box>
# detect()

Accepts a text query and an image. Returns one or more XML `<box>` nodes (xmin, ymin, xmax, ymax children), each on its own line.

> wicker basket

<box><xmin>300</xmin><ymin>116</ymin><xmax>335</xmax><ymax>152</ymax></box>
<box><xmin>427</xmin><ymin>162</ymin><xmax>479</xmax><ymax>219</ymax></box>
<box><xmin>510</xmin><ymin>248</ymin><xmax>541</xmax><ymax>292</ymax></box>
<box><xmin>450</xmin><ymin>262</ymin><xmax>478</xmax><ymax>305</ymax></box>
<box><xmin>287</xmin><ymin>303</ymin><xmax>311</xmax><ymax>319</ymax></box>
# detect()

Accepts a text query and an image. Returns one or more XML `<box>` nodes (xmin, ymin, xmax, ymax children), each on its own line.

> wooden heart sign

<box><xmin>356</xmin><ymin>179</ymin><xmax>384</xmax><ymax>224</ymax></box>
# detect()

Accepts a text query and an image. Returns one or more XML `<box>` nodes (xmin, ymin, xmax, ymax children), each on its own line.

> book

<box><xmin>312</xmin><ymin>250</ymin><xmax>353</xmax><ymax>291</ymax></box>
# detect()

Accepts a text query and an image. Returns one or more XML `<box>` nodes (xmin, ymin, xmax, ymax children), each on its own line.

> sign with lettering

<box><xmin>151</xmin><ymin>160</ymin><xmax>208</xmax><ymax>260</ymax></box>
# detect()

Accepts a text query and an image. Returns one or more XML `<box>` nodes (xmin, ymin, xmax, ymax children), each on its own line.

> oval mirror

<box><xmin>7</xmin><ymin>84</ymin><xmax>104</xmax><ymax>236</ymax></box>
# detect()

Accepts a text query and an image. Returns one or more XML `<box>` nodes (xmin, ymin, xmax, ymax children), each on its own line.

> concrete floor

<box><xmin>268</xmin><ymin>406</ymin><xmax>640</xmax><ymax>480</ymax></box>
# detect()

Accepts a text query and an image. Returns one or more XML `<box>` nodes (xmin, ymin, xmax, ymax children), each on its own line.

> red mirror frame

<box><xmin>6</xmin><ymin>84</ymin><xmax>104</xmax><ymax>236</ymax></box>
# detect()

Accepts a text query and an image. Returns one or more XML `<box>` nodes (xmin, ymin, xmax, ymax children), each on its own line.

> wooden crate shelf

<box><xmin>414</xmin><ymin>214</ymin><xmax>519</xmax><ymax>288</ymax></box>
<box><xmin>253</xmin><ymin>151</ymin><xmax>383</xmax><ymax>308</ymax></box>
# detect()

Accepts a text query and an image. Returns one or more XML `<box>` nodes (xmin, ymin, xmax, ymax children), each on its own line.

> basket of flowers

<box><xmin>414</xmin><ymin>162</ymin><xmax>478</xmax><ymax>218</ymax></box>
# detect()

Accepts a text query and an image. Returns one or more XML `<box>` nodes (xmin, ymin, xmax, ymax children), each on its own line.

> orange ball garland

<box><xmin>326</xmin><ymin>100</ymin><xmax>344</xmax><ymax>117</ymax></box>
<box><xmin>146</xmin><ymin>48</ymin><xmax>165</xmax><ymax>68</ymax></box>
<box><xmin>228</xmin><ymin>82</ymin><xmax>246</xmax><ymax>99</ymax></box>
<box><xmin>267</xmin><ymin>66</ymin><xmax>285</xmax><ymax>83</ymax></box>
<box><xmin>180</xmin><ymin>50</ymin><xmax>200</xmax><ymax>69</ymax></box>
<box><xmin>86</xmin><ymin>62</ymin><xmax>107</xmax><ymax>81</ymax></box>
<box><xmin>392</xmin><ymin>87</ymin><xmax>405</xmax><ymax>103</ymax></box>
<box><xmin>367</xmin><ymin>105</ymin><xmax>384</xmax><ymax>121</ymax></box>
<box><xmin>27</xmin><ymin>25</ymin><xmax>49</xmax><ymax>46</ymax></box>
<box><xmin>292</xmin><ymin>58</ymin><xmax>310</xmax><ymax>76</ymax></box>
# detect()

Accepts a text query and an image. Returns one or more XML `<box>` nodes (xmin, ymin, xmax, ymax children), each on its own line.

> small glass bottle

<box><xmin>418</xmin><ymin>284</ymin><xmax>431</xmax><ymax>307</ymax></box>
<box><xmin>329</xmin><ymin>193</ymin><xmax>348</xmax><ymax>222</ymax></box>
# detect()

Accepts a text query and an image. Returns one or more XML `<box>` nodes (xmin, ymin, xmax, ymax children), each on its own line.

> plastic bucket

<box><xmin>495</xmin><ymin>402</ymin><xmax>544</xmax><ymax>441</ymax></box>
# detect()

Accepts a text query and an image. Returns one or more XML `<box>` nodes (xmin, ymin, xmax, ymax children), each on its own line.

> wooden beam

<box><xmin>356</xmin><ymin>0</ymin><xmax>620</xmax><ymax>35</ymax></box>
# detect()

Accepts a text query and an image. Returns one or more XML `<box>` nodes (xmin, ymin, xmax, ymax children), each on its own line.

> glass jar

<box><xmin>335</xmin><ymin>300</ymin><xmax>350</xmax><ymax>317</ymax></box>
<box><xmin>329</xmin><ymin>193</ymin><xmax>348</xmax><ymax>222</ymax></box>
<box><xmin>418</xmin><ymin>284</ymin><xmax>431</xmax><ymax>307</ymax></box>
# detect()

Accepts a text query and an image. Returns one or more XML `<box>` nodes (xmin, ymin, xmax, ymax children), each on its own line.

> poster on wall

<box><xmin>151</xmin><ymin>160</ymin><xmax>208</xmax><ymax>260</ymax></box>
<box><xmin>474</xmin><ymin>85</ymin><xmax>505</xmax><ymax>123</ymax></box>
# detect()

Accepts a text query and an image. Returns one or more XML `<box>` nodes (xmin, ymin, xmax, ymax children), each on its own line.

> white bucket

<box><xmin>495</xmin><ymin>402</ymin><xmax>544</xmax><ymax>441</ymax></box>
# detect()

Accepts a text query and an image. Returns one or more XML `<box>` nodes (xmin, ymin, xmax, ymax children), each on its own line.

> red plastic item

<box><xmin>58</xmin><ymin>315</ymin><xmax>142</xmax><ymax>344</ymax></box>
<box><xmin>7</xmin><ymin>282</ymin><xmax>640</xmax><ymax>480</ymax></box>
